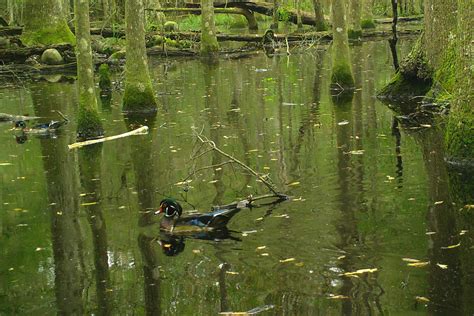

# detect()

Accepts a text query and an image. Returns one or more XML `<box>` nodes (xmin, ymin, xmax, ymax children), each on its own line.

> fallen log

<box><xmin>0</xmin><ymin>43</ymin><xmax>74</xmax><ymax>63</ymax></box>
<box><xmin>68</xmin><ymin>126</ymin><xmax>149</xmax><ymax>149</ymax></box>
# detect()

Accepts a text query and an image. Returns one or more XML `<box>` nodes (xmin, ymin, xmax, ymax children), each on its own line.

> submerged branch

<box><xmin>193</xmin><ymin>130</ymin><xmax>285</xmax><ymax>197</ymax></box>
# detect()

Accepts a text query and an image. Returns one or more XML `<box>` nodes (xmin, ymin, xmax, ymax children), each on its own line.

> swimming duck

<box><xmin>156</xmin><ymin>198</ymin><xmax>243</xmax><ymax>233</ymax></box>
<box><xmin>14</xmin><ymin>119</ymin><xmax>68</xmax><ymax>134</ymax></box>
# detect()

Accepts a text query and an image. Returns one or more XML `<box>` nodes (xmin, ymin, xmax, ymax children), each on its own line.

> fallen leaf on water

<box><xmin>327</xmin><ymin>295</ymin><xmax>349</xmax><ymax>300</ymax></box>
<box><xmin>420</xmin><ymin>124</ymin><xmax>432</xmax><ymax>128</ymax></box>
<box><xmin>407</xmin><ymin>261</ymin><xmax>429</xmax><ymax>267</ymax></box>
<box><xmin>426</xmin><ymin>231</ymin><xmax>436</xmax><ymax>235</ymax></box>
<box><xmin>81</xmin><ymin>202</ymin><xmax>98</xmax><ymax>206</ymax></box>
<box><xmin>294</xmin><ymin>262</ymin><xmax>304</xmax><ymax>267</ymax></box>
<box><xmin>288</xmin><ymin>181</ymin><xmax>300</xmax><ymax>186</ymax></box>
<box><xmin>0</xmin><ymin>162</ymin><xmax>13</xmax><ymax>166</ymax></box>
<box><xmin>337</xmin><ymin>255</ymin><xmax>346</xmax><ymax>260</ymax></box>
<box><xmin>279</xmin><ymin>258</ymin><xmax>296</xmax><ymax>263</ymax></box>
<box><xmin>348</xmin><ymin>150</ymin><xmax>365</xmax><ymax>155</ymax></box>
<box><xmin>255</xmin><ymin>217</ymin><xmax>264</xmax><ymax>221</ymax></box>
<box><xmin>35</xmin><ymin>247</ymin><xmax>44</xmax><ymax>251</ymax></box>
<box><xmin>260</xmin><ymin>253</ymin><xmax>269</xmax><ymax>256</ymax></box>
<box><xmin>208</xmin><ymin>180</ymin><xmax>219</xmax><ymax>184</ymax></box>
<box><xmin>402</xmin><ymin>258</ymin><xmax>421</xmax><ymax>263</ymax></box>
<box><xmin>226</xmin><ymin>271</ymin><xmax>240</xmax><ymax>275</ymax></box>
<box><xmin>415</xmin><ymin>296</ymin><xmax>430</xmax><ymax>303</ymax></box>
<box><xmin>341</xmin><ymin>268</ymin><xmax>378</xmax><ymax>276</ymax></box>
<box><xmin>441</xmin><ymin>242</ymin><xmax>461</xmax><ymax>249</ymax></box>
<box><xmin>436</xmin><ymin>263</ymin><xmax>448</xmax><ymax>269</ymax></box>
<box><xmin>174</xmin><ymin>180</ymin><xmax>192</xmax><ymax>186</ymax></box>
<box><xmin>192</xmin><ymin>249</ymin><xmax>201</xmax><ymax>254</ymax></box>
<box><xmin>256</xmin><ymin>246</ymin><xmax>266</xmax><ymax>250</ymax></box>
<box><xmin>464</xmin><ymin>205</ymin><xmax>474</xmax><ymax>209</ymax></box>
<box><xmin>337</xmin><ymin>120</ymin><xmax>350</xmax><ymax>126</ymax></box>
<box><xmin>434</xmin><ymin>201</ymin><xmax>444</xmax><ymax>205</ymax></box>
<box><xmin>460</xmin><ymin>230</ymin><xmax>468</xmax><ymax>235</ymax></box>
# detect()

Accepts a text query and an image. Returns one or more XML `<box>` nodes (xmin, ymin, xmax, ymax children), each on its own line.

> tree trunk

<box><xmin>74</xmin><ymin>0</ymin><xmax>104</xmax><ymax>140</ymax></box>
<box><xmin>312</xmin><ymin>0</ymin><xmax>327</xmax><ymax>31</ymax></box>
<box><xmin>331</xmin><ymin>0</ymin><xmax>354</xmax><ymax>90</ymax></box>
<box><xmin>123</xmin><ymin>0</ymin><xmax>158</xmax><ymax>113</ymax></box>
<box><xmin>348</xmin><ymin>0</ymin><xmax>362</xmax><ymax>38</ymax></box>
<box><xmin>271</xmin><ymin>0</ymin><xmax>279</xmax><ymax>29</ymax></box>
<box><xmin>361</xmin><ymin>0</ymin><xmax>375</xmax><ymax>28</ymax></box>
<box><xmin>21</xmin><ymin>0</ymin><xmax>75</xmax><ymax>46</ymax></box>
<box><xmin>200</xmin><ymin>0</ymin><xmax>219</xmax><ymax>56</ymax></box>
<box><xmin>445</xmin><ymin>0</ymin><xmax>474</xmax><ymax>161</ymax></box>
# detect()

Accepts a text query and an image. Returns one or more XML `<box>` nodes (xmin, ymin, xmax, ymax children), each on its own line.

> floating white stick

<box><xmin>68</xmin><ymin>126</ymin><xmax>149</xmax><ymax>150</ymax></box>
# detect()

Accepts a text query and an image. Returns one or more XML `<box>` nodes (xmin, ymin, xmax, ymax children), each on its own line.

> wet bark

<box><xmin>123</xmin><ymin>0</ymin><xmax>158</xmax><ymax>113</ymax></box>
<box><xmin>74</xmin><ymin>0</ymin><xmax>104</xmax><ymax>140</ymax></box>
<box><xmin>312</xmin><ymin>0</ymin><xmax>327</xmax><ymax>31</ymax></box>
<box><xmin>200</xmin><ymin>0</ymin><xmax>219</xmax><ymax>56</ymax></box>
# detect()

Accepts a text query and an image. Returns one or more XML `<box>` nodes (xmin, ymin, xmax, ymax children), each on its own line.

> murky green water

<box><xmin>1</xmin><ymin>39</ymin><xmax>473</xmax><ymax>315</ymax></box>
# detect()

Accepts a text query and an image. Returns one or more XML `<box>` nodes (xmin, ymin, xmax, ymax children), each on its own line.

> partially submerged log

<box><xmin>146</xmin><ymin>7</ymin><xmax>258</xmax><ymax>30</ymax></box>
<box><xmin>68</xmin><ymin>126</ymin><xmax>149</xmax><ymax>149</ymax></box>
<box><xmin>0</xmin><ymin>113</ymin><xmax>41</xmax><ymax>122</ymax></box>
<box><xmin>0</xmin><ymin>43</ymin><xmax>74</xmax><ymax>63</ymax></box>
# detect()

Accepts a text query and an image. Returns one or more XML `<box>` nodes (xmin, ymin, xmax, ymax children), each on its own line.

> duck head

<box><xmin>156</xmin><ymin>198</ymin><xmax>183</xmax><ymax>219</ymax></box>
<box><xmin>14</xmin><ymin>121</ymin><xmax>27</xmax><ymax>129</ymax></box>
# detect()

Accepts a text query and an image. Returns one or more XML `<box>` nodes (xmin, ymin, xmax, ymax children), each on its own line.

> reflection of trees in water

<box><xmin>31</xmin><ymin>82</ymin><xmax>85</xmax><ymax>315</ymax></box>
<box><xmin>78</xmin><ymin>145</ymin><xmax>112</xmax><ymax>315</ymax></box>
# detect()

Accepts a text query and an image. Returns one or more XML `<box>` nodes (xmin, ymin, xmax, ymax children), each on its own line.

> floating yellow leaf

<box><xmin>327</xmin><ymin>295</ymin><xmax>349</xmax><ymax>300</ymax></box>
<box><xmin>279</xmin><ymin>258</ymin><xmax>296</xmax><ymax>263</ymax></box>
<box><xmin>81</xmin><ymin>202</ymin><xmax>98</xmax><ymax>206</ymax></box>
<box><xmin>402</xmin><ymin>258</ymin><xmax>421</xmax><ymax>263</ymax></box>
<box><xmin>441</xmin><ymin>242</ymin><xmax>461</xmax><ymax>249</ymax></box>
<box><xmin>208</xmin><ymin>180</ymin><xmax>219</xmax><ymax>184</ymax></box>
<box><xmin>341</xmin><ymin>268</ymin><xmax>378</xmax><ymax>276</ymax></box>
<box><xmin>256</xmin><ymin>246</ymin><xmax>266</xmax><ymax>250</ymax></box>
<box><xmin>436</xmin><ymin>263</ymin><xmax>448</xmax><ymax>269</ymax></box>
<box><xmin>288</xmin><ymin>181</ymin><xmax>300</xmax><ymax>186</ymax></box>
<box><xmin>294</xmin><ymin>262</ymin><xmax>304</xmax><ymax>267</ymax></box>
<box><xmin>460</xmin><ymin>230</ymin><xmax>468</xmax><ymax>235</ymax></box>
<box><xmin>464</xmin><ymin>205</ymin><xmax>474</xmax><ymax>209</ymax></box>
<box><xmin>226</xmin><ymin>271</ymin><xmax>240</xmax><ymax>275</ymax></box>
<box><xmin>261</xmin><ymin>253</ymin><xmax>269</xmax><ymax>256</ymax></box>
<box><xmin>420</xmin><ymin>124</ymin><xmax>432</xmax><ymax>128</ymax></box>
<box><xmin>348</xmin><ymin>150</ymin><xmax>365</xmax><ymax>155</ymax></box>
<box><xmin>0</xmin><ymin>162</ymin><xmax>13</xmax><ymax>166</ymax></box>
<box><xmin>337</xmin><ymin>255</ymin><xmax>346</xmax><ymax>260</ymax></box>
<box><xmin>434</xmin><ymin>201</ymin><xmax>444</xmax><ymax>205</ymax></box>
<box><xmin>255</xmin><ymin>217</ymin><xmax>263</xmax><ymax>221</ymax></box>
<box><xmin>415</xmin><ymin>296</ymin><xmax>430</xmax><ymax>303</ymax></box>
<box><xmin>192</xmin><ymin>249</ymin><xmax>201</xmax><ymax>254</ymax></box>
<box><xmin>407</xmin><ymin>261</ymin><xmax>429</xmax><ymax>267</ymax></box>
<box><xmin>426</xmin><ymin>231</ymin><xmax>436</xmax><ymax>235</ymax></box>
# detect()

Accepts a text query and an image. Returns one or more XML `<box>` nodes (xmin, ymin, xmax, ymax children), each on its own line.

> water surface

<box><xmin>1</xmin><ymin>38</ymin><xmax>473</xmax><ymax>315</ymax></box>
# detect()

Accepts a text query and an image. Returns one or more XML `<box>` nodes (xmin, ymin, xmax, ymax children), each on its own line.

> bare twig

<box><xmin>193</xmin><ymin>130</ymin><xmax>285</xmax><ymax>197</ymax></box>
<box><xmin>183</xmin><ymin>160</ymin><xmax>235</xmax><ymax>182</ymax></box>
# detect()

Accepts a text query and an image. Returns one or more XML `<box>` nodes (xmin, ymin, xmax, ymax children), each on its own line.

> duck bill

<box><xmin>154</xmin><ymin>205</ymin><xmax>163</xmax><ymax>215</ymax></box>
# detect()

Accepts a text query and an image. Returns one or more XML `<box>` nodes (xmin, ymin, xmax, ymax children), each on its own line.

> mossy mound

<box><xmin>348</xmin><ymin>29</ymin><xmax>362</xmax><ymax>39</ymax></box>
<box><xmin>445</xmin><ymin>106</ymin><xmax>474</xmax><ymax>161</ymax></box>
<box><xmin>164</xmin><ymin>21</ymin><xmax>179</xmax><ymax>32</ymax></box>
<box><xmin>361</xmin><ymin>19</ymin><xmax>376</xmax><ymax>29</ymax></box>
<box><xmin>21</xmin><ymin>22</ymin><xmax>75</xmax><ymax>46</ymax></box>
<box><xmin>98</xmin><ymin>64</ymin><xmax>112</xmax><ymax>92</ymax></box>
<box><xmin>77</xmin><ymin>106</ymin><xmax>104</xmax><ymax>141</ymax></box>
<box><xmin>40</xmin><ymin>48</ymin><xmax>64</xmax><ymax>65</ymax></box>
<box><xmin>122</xmin><ymin>83</ymin><xmax>158</xmax><ymax>114</ymax></box>
<box><xmin>331</xmin><ymin>62</ymin><xmax>355</xmax><ymax>90</ymax></box>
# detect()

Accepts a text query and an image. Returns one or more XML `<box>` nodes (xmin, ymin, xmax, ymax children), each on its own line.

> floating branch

<box><xmin>0</xmin><ymin>112</ymin><xmax>41</xmax><ymax>122</ymax></box>
<box><xmin>192</xmin><ymin>129</ymin><xmax>286</xmax><ymax>198</ymax></box>
<box><xmin>68</xmin><ymin>126</ymin><xmax>149</xmax><ymax>150</ymax></box>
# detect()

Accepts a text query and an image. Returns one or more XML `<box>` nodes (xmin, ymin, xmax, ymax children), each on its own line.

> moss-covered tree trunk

<box><xmin>312</xmin><ymin>0</ymin><xmax>327</xmax><ymax>31</ymax></box>
<box><xmin>21</xmin><ymin>0</ymin><xmax>75</xmax><ymax>46</ymax></box>
<box><xmin>331</xmin><ymin>0</ymin><xmax>354</xmax><ymax>91</ymax></box>
<box><xmin>271</xmin><ymin>0</ymin><xmax>279</xmax><ymax>30</ymax></box>
<box><xmin>74</xmin><ymin>0</ymin><xmax>104</xmax><ymax>140</ymax></box>
<box><xmin>348</xmin><ymin>0</ymin><xmax>362</xmax><ymax>38</ymax></box>
<box><xmin>445</xmin><ymin>0</ymin><xmax>473</xmax><ymax>161</ymax></box>
<box><xmin>200</xmin><ymin>0</ymin><xmax>219</xmax><ymax>56</ymax></box>
<box><xmin>123</xmin><ymin>0</ymin><xmax>158</xmax><ymax>113</ymax></box>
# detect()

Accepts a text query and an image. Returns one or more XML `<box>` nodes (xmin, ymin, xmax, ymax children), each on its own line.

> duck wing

<box><xmin>178</xmin><ymin>207</ymin><xmax>242</xmax><ymax>229</ymax></box>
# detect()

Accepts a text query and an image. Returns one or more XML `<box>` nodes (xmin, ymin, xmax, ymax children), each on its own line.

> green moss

<box><xmin>21</xmin><ymin>21</ymin><xmax>75</xmax><ymax>46</ymax></box>
<box><xmin>314</xmin><ymin>21</ymin><xmax>328</xmax><ymax>32</ymax></box>
<box><xmin>331</xmin><ymin>62</ymin><xmax>355</xmax><ymax>89</ymax></box>
<box><xmin>427</xmin><ymin>40</ymin><xmax>457</xmax><ymax>101</ymax></box>
<box><xmin>98</xmin><ymin>64</ymin><xmax>112</xmax><ymax>92</ymax></box>
<box><xmin>77</xmin><ymin>105</ymin><xmax>104</xmax><ymax>140</ymax></box>
<box><xmin>361</xmin><ymin>19</ymin><xmax>376</xmax><ymax>29</ymax></box>
<box><xmin>348</xmin><ymin>29</ymin><xmax>362</xmax><ymax>39</ymax></box>
<box><xmin>377</xmin><ymin>72</ymin><xmax>432</xmax><ymax>102</ymax></box>
<box><xmin>446</xmin><ymin>110</ymin><xmax>474</xmax><ymax>160</ymax></box>
<box><xmin>122</xmin><ymin>83</ymin><xmax>158</xmax><ymax>114</ymax></box>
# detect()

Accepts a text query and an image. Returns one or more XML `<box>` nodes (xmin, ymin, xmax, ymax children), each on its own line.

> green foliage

<box><xmin>98</xmin><ymin>64</ymin><xmax>112</xmax><ymax>91</ymax></box>
<box><xmin>361</xmin><ymin>19</ymin><xmax>376</xmax><ymax>29</ymax></box>
<box><xmin>348</xmin><ymin>29</ymin><xmax>363</xmax><ymax>39</ymax></box>
<box><xmin>21</xmin><ymin>21</ymin><xmax>76</xmax><ymax>46</ymax></box>
<box><xmin>277</xmin><ymin>7</ymin><xmax>291</xmax><ymax>22</ymax></box>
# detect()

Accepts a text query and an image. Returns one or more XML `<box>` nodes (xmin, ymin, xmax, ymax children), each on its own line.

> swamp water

<box><xmin>1</xmin><ymin>39</ymin><xmax>473</xmax><ymax>315</ymax></box>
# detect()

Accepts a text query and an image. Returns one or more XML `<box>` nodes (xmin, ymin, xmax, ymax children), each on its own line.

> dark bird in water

<box><xmin>14</xmin><ymin>119</ymin><xmax>68</xmax><ymax>134</ymax></box>
<box><xmin>156</xmin><ymin>198</ymin><xmax>243</xmax><ymax>233</ymax></box>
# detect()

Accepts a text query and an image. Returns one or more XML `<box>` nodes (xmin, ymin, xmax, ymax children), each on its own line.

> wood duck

<box><xmin>156</xmin><ymin>198</ymin><xmax>242</xmax><ymax>233</ymax></box>
<box><xmin>14</xmin><ymin>119</ymin><xmax>68</xmax><ymax>134</ymax></box>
